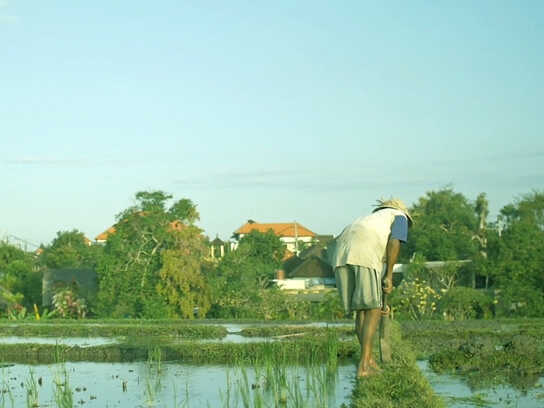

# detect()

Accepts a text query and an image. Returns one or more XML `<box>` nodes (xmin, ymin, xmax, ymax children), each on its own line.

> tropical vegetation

<box><xmin>0</xmin><ymin>188</ymin><xmax>542</xmax><ymax>320</ymax></box>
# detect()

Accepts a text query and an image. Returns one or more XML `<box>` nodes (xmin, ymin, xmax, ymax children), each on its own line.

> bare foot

<box><xmin>357</xmin><ymin>369</ymin><xmax>374</xmax><ymax>378</ymax></box>
<box><xmin>357</xmin><ymin>361</ymin><xmax>378</xmax><ymax>378</ymax></box>
<box><xmin>368</xmin><ymin>359</ymin><xmax>382</xmax><ymax>372</ymax></box>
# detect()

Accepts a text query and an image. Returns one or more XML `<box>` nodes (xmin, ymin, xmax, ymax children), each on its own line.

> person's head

<box><xmin>373</xmin><ymin>198</ymin><xmax>413</xmax><ymax>226</ymax></box>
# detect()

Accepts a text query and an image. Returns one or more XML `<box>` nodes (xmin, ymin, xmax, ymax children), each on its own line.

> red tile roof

<box><xmin>95</xmin><ymin>226</ymin><xmax>117</xmax><ymax>242</ymax></box>
<box><xmin>234</xmin><ymin>222</ymin><xmax>316</xmax><ymax>238</ymax></box>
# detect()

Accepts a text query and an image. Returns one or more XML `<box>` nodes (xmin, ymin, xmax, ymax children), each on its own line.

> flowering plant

<box><xmin>52</xmin><ymin>288</ymin><xmax>87</xmax><ymax>319</ymax></box>
<box><xmin>391</xmin><ymin>278</ymin><xmax>441</xmax><ymax>320</ymax></box>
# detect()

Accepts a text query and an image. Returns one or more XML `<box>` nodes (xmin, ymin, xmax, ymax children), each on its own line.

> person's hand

<box><xmin>383</xmin><ymin>276</ymin><xmax>393</xmax><ymax>294</ymax></box>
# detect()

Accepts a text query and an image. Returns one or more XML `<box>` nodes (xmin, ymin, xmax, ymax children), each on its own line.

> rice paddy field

<box><xmin>0</xmin><ymin>319</ymin><xmax>542</xmax><ymax>407</ymax></box>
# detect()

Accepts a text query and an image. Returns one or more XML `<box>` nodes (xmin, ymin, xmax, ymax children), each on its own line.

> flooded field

<box><xmin>0</xmin><ymin>322</ymin><xmax>358</xmax><ymax>407</ymax></box>
<box><xmin>0</xmin><ymin>336</ymin><xmax>119</xmax><ymax>347</ymax></box>
<box><xmin>0</xmin><ymin>360</ymin><xmax>355</xmax><ymax>407</ymax></box>
<box><xmin>418</xmin><ymin>360</ymin><xmax>544</xmax><ymax>408</ymax></box>
<box><xmin>2</xmin><ymin>319</ymin><xmax>542</xmax><ymax>407</ymax></box>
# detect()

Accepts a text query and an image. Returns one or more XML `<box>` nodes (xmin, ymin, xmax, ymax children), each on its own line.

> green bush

<box><xmin>310</xmin><ymin>291</ymin><xmax>345</xmax><ymax>320</ymax></box>
<box><xmin>438</xmin><ymin>287</ymin><xmax>494</xmax><ymax>320</ymax></box>
<box><xmin>493</xmin><ymin>286</ymin><xmax>544</xmax><ymax>318</ymax></box>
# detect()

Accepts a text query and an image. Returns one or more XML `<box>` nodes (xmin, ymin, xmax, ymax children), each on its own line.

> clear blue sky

<box><xmin>1</xmin><ymin>1</ymin><xmax>543</xmax><ymax>247</ymax></box>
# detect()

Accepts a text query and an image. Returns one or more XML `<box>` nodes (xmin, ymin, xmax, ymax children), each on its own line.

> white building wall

<box><xmin>280</xmin><ymin>236</ymin><xmax>313</xmax><ymax>253</ymax></box>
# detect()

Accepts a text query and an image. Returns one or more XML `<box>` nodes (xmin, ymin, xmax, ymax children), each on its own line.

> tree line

<box><xmin>0</xmin><ymin>187</ymin><xmax>542</xmax><ymax>320</ymax></box>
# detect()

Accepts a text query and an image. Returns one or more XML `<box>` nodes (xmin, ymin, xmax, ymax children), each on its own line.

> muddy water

<box><xmin>0</xmin><ymin>361</ymin><xmax>356</xmax><ymax>407</ymax></box>
<box><xmin>417</xmin><ymin>360</ymin><xmax>544</xmax><ymax>408</ymax></box>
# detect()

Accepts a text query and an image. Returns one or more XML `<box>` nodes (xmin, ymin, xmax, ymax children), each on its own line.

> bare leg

<box><xmin>355</xmin><ymin>310</ymin><xmax>364</xmax><ymax>347</ymax></box>
<box><xmin>357</xmin><ymin>308</ymin><xmax>382</xmax><ymax>377</ymax></box>
<box><xmin>355</xmin><ymin>310</ymin><xmax>381</xmax><ymax>373</ymax></box>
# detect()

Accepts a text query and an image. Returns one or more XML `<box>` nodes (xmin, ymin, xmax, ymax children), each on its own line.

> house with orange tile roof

<box><xmin>233</xmin><ymin>220</ymin><xmax>316</xmax><ymax>253</ymax></box>
<box><xmin>95</xmin><ymin>218</ymin><xmax>185</xmax><ymax>244</ymax></box>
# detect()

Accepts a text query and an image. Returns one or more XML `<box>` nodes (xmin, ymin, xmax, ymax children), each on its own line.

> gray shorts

<box><xmin>335</xmin><ymin>264</ymin><xmax>384</xmax><ymax>313</ymax></box>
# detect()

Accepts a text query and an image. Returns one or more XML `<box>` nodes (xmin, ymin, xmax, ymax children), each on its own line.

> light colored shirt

<box><xmin>331</xmin><ymin>208</ymin><xmax>408</xmax><ymax>271</ymax></box>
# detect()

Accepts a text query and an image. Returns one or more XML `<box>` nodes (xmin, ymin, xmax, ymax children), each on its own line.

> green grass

<box><xmin>240</xmin><ymin>325</ymin><xmax>353</xmax><ymax>338</ymax></box>
<box><xmin>0</xmin><ymin>320</ymin><xmax>227</xmax><ymax>339</ymax></box>
<box><xmin>401</xmin><ymin>318</ymin><xmax>544</xmax><ymax>391</ymax></box>
<box><xmin>0</xmin><ymin>337</ymin><xmax>360</xmax><ymax>364</ymax></box>
<box><xmin>400</xmin><ymin>318</ymin><xmax>544</xmax><ymax>358</ymax></box>
<box><xmin>348</xmin><ymin>322</ymin><xmax>445</xmax><ymax>408</ymax></box>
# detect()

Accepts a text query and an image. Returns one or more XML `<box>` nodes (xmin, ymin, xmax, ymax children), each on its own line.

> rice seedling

<box><xmin>144</xmin><ymin>374</ymin><xmax>157</xmax><ymax>407</ymax></box>
<box><xmin>52</xmin><ymin>367</ymin><xmax>73</xmax><ymax>408</ymax></box>
<box><xmin>171</xmin><ymin>380</ymin><xmax>190</xmax><ymax>408</ymax></box>
<box><xmin>25</xmin><ymin>369</ymin><xmax>39</xmax><ymax>408</ymax></box>
<box><xmin>325</xmin><ymin>329</ymin><xmax>338</xmax><ymax>369</ymax></box>
<box><xmin>144</xmin><ymin>346</ymin><xmax>165</xmax><ymax>406</ymax></box>
<box><xmin>219</xmin><ymin>369</ymin><xmax>234</xmax><ymax>408</ymax></box>
<box><xmin>148</xmin><ymin>346</ymin><xmax>162</xmax><ymax>375</ymax></box>
<box><xmin>0</xmin><ymin>369</ymin><xmax>15</xmax><ymax>408</ymax></box>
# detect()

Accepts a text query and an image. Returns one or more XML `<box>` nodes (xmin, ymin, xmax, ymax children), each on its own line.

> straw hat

<box><xmin>373</xmin><ymin>198</ymin><xmax>413</xmax><ymax>225</ymax></box>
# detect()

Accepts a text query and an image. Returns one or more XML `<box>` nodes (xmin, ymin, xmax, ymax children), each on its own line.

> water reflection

<box><xmin>0</xmin><ymin>361</ymin><xmax>355</xmax><ymax>407</ymax></box>
<box><xmin>417</xmin><ymin>360</ymin><xmax>544</xmax><ymax>408</ymax></box>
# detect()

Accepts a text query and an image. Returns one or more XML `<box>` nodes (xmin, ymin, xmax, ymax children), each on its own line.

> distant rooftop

<box><xmin>234</xmin><ymin>221</ymin><xmax>316</xmax><ymax>238</ymax></box>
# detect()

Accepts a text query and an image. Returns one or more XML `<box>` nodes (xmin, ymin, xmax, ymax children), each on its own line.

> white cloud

<box><xmin>2</xmin><ymin>156</ymin><xmax>158</xmax><ymax>168</ymax></box>
<box><xmin>173</xmin><ymin>166</ymin><xmax>440</xmax><ymax>193</ymax></box>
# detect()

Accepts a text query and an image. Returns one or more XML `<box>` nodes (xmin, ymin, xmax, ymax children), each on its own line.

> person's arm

<box><xmin>383</xmin><ymin>238</ymin><xmax>400</xmax><ymax>294</ymax></box>
<box><xmin>383</xmin><ymin>214</ymin><xmax>409</xmax><ymax>293</ymax></box>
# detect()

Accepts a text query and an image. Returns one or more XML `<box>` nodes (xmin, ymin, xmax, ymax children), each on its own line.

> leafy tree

<box><xmin>96</xmin><ymin>190</ymin><xmax>206</xmax><ymax>318</ymax></box>
<box><xmin>207</xmin><ymin>230</ymin><xmax>285</xmax><ymax>318</ymax></box>
<box><xmin>499</xmin><ymin>190</ymin><xmax>544</xmax><ymax>229</ymax></box>
<box><xmin>238</xmin><ymin>230</ymin><xmax>284</xmax><ymax>279</ymax></box>
<box><xmin>157</xmin><ymin>228</ymin><xmax>211</xmax><ymax>318</ymax></box>
<box><xmin>488</xmin><ymin>191</ymin><xmax>544</xmax><ymax>316</ymax></box>
<box><xmin>0</xmin><ymin>242</ymin><xmax>41</xmax><ymax>309</ymax></box>
<box><xmin>438</xmin><ymin>286</ymin><xmax>494</xmax><ymax>320</ymax></box>
<box><xmin>401</xmin><ymin>187</ymin><xmax>479</xmax><ymax>262</ymax></box>
<box><xmin>40</xmin><ymin>230</ymin><xmax>100</xmax><ymax>270</ymax></box>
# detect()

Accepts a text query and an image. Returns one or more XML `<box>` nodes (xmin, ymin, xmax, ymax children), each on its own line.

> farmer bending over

<box><xmin>331</xmin><ymin>198</ymin><xmax>412</xmax><ymax>377</ymax></box>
